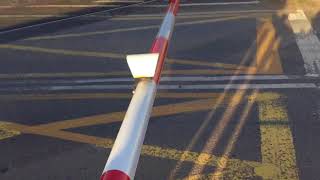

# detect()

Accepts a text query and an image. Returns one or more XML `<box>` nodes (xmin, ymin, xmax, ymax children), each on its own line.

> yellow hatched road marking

<box><xmin>0</xmin><ymin>92</ymin><xmax>291</xmax><ymax>179</ymax></box>
<box><xmin>31</xmin><ymin>93</ymin><xmax>280</xmax><ymax>131</ymax></box>
<box><xmin>0</xmin><ymin>44</ymin><xmax>254</xmax><ymax>71</ymax></box>
<box><xmin>0</xmin><ymin>121</ymin><xmax>20</xmax><ymax>140</ymax></box>
<box><xmin>257</xmin><ymin>94</ymin><xmax>299</xmax><ymax>180</ymax></box>
<box><xmin>2</xmin><ymin>121</ymin><xmax>266</xmax><ymax>172</ymax></box>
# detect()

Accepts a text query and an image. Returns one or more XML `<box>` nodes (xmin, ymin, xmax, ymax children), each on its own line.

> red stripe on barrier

<box><xmin>168</xmin><ymin>0</ymin><xmax>180</xmax><ymax>15</ymax></box>
<box><xmin>100</xmin><ymin>170</ymin><xmax>130</xmax><ymax>180</ymax></box>
<box><xmin>150</xmin><ymin>37</ymin><xmax>169</xmax><ymax>83</ymax></box>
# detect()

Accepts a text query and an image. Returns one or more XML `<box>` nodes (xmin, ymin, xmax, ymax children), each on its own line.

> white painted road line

<box><xmin>0</xmin><ymin>83</ymin><xmax>317</xmax><ymax>91</ymax></box>
<box><xmin>122</xmin><ymin>10</ymin><xmax>281</xmax><ymax>17</ymax></box>
<box><xmin>142</xmin><ymin>1</ymin><xmax>259</xmax><ymax>7</ymax></box>
<box><xmin>288</xmin><ymin>10</ymin><xmax>320</xmax><ymax>75</ymax></box>
<box><xmin>0</xmin><ymin>75</ymin><xmax>317</xmax><ymax>85</ymax></box>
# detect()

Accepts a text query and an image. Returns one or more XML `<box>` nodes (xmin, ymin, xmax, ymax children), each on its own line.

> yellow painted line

<box><xmin>3</xmin><ymin>121</ymin><xmax>265</xmax><ymax>170</ymax></box>
<box><xmin>0</xmin><ymin>121</ymin><xmax>21</xmax><ymax>140</ymax></box>
<box><xmin>1</xmin><ymin>92</ymin><xmax>282</xmax><ymax>132</ymax></box>
<box><xmin>0</xmin><ymin>72</ymin><xmax>123</xmax><ymax>79</ymax></box>
<box><xmin>257</xmin><ymin>94</ymin><xmax>299</xmax><ymax>179</ymax></box>
<box><xmin>0</xmin><ymin>92</ymin><xmax>285</xmax><ymax>179</ymax></box>
<box><xmin>167</xmin><ymin>58</ymin><xmax>255</xmax><ymax>71</ymax></box>
<box><xmin>27</xmin><ymin>24</ymin><xmax>160</xmax><ymax>41</ymax></box>
<box><xmin>162</xmin><ymin>69</ymin><xmax>250</xmax><ymax>75</ymax></box>
<box><xmin>0</xmin><ymin>92</ymin><xmax>224</xmax><ymax>101</ymax></box>
<box><xmin>0</xmin><ymin>70</ymin><xmax>250</xmax><ymax>80</ymax></box>
<box><xmin>255</xmin><ymin>18</ymin><xmax>283</xmax><ymax>74</ymax></box>
<box><xmin>0</xmin><ymin>15</ymin><xmax>68</xmax><ymax>18</ymax></box>
<box><xmin>94</xmin><ymin>0</ymin><xmax>142</xmax><ymax>3</ymax></box>
<box><xmin>27</xmin><ymin>5</ymin><xmax>119</xmax><ymax>8</ymax></box>
<box><xmin>0</xmin><ymin>44</ymin><xmax>125</xmax><ymax>59</ymax></box>
<box><xmin>33</xmin><ymin>97</ymin><xmax>228</xmax><ymax>130</ymax></box>
<box><xmin>26</xmin><ymin>15</ymin><xmax>251</xmax><ymax>41</ymax></box>
<box><xmin>0</xmin><ymin>92</ymin><xmax>282</xmax><ymax>102</ymax></box>
<box><xmin>0</xmin><ymin>44</ymin><xmax>254</xmax><ymax>71</ymax></box>
<box><xmin>0</xmin><ymin>69</ymin><xmax>239</xmax><ymax>79</ymax></box>
<box><xmin>31</xmin><ymin>93</ymin><xmax>281</xmax><ymax>131</ymax></box>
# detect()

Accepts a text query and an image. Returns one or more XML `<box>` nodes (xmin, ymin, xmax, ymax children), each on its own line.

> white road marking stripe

<box><xmin>0</xmin><ymin>75</ymin><xmax>316</xmax><ymax>85</ymax></box>
<box><xmin>163</xmin><ymin>83</ymin><xmax>316</xmax><ymax>90</ymax></box>
<box><xmin>288</xmin><ymin>10</ymin><xmax>320</xmax><ymax>75</ymax></box>
<box><xmin>0</xmin><ymin>83</ymin><xmax>316</xmax><ymax>91</ymax></box>
<box><xmin>121</xmin><ymin>10</ymin><xmax>281</xmax><ymax>17</ymax></box>
<box><xmin>142</xmin><ymin>1</ymin><xmax>260</xmax><ymax>7</ymax></box>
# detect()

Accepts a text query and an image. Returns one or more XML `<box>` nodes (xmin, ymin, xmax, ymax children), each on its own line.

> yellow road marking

<box><xmin>30</xmin><ymin>93</ymin><xmax>281</xmax><ymax>131</ymax></box>
<box><xmin>0</xmin><ymin>92</ymin><xmax>281</xmax><ymax>101</ymax></box>
<box><xmin>27</xmin><ymin>5</ymin><xmax>119</xmax><ymax>8</ymax></box>
<box><xmin>26</xmin><ymin>15</ymin><xmax>252</xmax><ymax>41</ymax></box>
<box><xmin>94</xmin><ymin>0</ymin><xmax>142</xmax><ymax>3</ymax></box>
<box><xmin>0</xmin><ymin>92</ymin><xmax>286</xmax><ymax>179</ymax></box>
<box><xmin>3</xmin><ymin>121</ymin><xmax>266</xmax><ymax>173</ymax></box>
<box><xmin>0</xmin><ymin>44</ymin><xmax>125</xmax><ymax>59</ymax></box>
<box><xmin>33</xmin><ymin>97</ymin><xmax>227</xmax><ymax>130</ymax></box>
<box><xmin>0</xmin><ymin>72</ymin><xmax>123</xmax><ymax>79</ymax></box>
<box><xmin>162</xmin><ymin>69</ymin><xmax>250</xmax><ymax>75</ymax></box>
<box><xmin>0</xmin><ymin>44</ymin><xmax>254</xmax><ymax>71</ymax></box>
<box><xmin>167</xmin><ymin>58</ymin><xmax>254</xmax><ymax>71</ymax></box>
<box><xmin>257</xmin><ymin>94</ymin><xmax>299</xmax><ymax>179</ymax></box>
<box><xmin>0</xmin><ymin>121</ymin><xmax>21</xmax><ymax>140</ymax></box>
<box><xmin>0</xmin><ymin>92</ymin><xmax>223</xmax><ymax>101</ymax></box>
<box><xmin>0</xmin><ymin>70</ymin><xmax>249</xmax><ymax>79</ymax></box>
<box><xmin>256</xmin><ymin>18</ymin><xmax>283</xmax><ymax>74</ymax></box>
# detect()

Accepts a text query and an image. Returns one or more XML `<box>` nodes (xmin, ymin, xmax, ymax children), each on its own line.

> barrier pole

<box><xmin>100</xmin><ymin>0</ymin><xmax>180</xmax><ymax>179</ymax></box>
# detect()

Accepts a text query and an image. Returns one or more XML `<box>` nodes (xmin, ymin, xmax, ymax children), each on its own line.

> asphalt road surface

<box><xmin>0</xmin><ymin>0</ymin><xmax>320</xmax><ymax>180</ymax></box>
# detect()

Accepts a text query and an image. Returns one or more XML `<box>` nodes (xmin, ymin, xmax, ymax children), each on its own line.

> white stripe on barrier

<box><xmin>101</xmin><ymin>0</ymin><xmax>179</xmax><ymax>179</ymax></box>
<box><xmin>157</xmin><ymin>12</ymin><xmax>175</xmax><ymax>39</ymax></box>
<box><xmin>102</xmin><ymin>80</ymin><xmax>156</xmax><ymax>179</ymax></box>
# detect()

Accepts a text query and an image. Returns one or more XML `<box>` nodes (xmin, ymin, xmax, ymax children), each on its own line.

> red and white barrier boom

<box><xmin>100</xmin><ymin>0</ymin><xmax>180</xmax><ymax>180</ymax></box>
